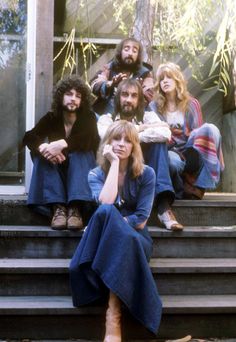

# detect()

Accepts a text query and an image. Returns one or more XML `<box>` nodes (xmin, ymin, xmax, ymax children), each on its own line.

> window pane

<box><xmin>0</xmin><ymin>0</ymin><xmax>27</xmax><ymax>185</ymax></box>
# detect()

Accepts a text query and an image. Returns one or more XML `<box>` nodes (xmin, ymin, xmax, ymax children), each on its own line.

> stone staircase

<box><xmin>0</xmin><ymin>194</ymin><xmax>236</xmax><ymax>340</ymax></box>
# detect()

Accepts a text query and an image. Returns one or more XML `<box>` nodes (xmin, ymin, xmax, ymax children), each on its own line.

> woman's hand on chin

<box><xmin>103</xmin><ymin>144</ymin><xmax>119</xmax><ymax>163</ymax></box>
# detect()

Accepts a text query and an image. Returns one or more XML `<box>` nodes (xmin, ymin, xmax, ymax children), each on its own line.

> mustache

<box><xmin>124</xmin><ymin>56</ymin><xmax>134</xmax><ymax>62</ymax></box>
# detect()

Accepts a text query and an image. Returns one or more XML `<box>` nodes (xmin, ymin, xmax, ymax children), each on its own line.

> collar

<box><xmin>115</xmin><ymin>113</ymin><xmax>141</xmax><ymax>125</ymax></box>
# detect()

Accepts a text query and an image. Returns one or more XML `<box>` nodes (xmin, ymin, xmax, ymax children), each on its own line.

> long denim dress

<box><xmin>69</xmin><ymin>165</ymin><xmax>162</xmax><ymax>335</ymax></box>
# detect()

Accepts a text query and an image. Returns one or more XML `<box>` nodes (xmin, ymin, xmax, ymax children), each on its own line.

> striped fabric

<box><xmin>174</xmin><ymin>98</ymin><xmax>224</xmax><ymax>187</ymax></box>
<box><xmin>149</xmin><ymin>97</ymin><xmax>224</xmax><ymax>189</ymax></box>
<box><xmin>169</xmin><ymin>97</ymin><xmax>203</xmax><ymax>151</ymax></box>
<box><xmin>186</xmin><ymin>123</ymin><xmax>225</xmax><ymax>185</ymax></box>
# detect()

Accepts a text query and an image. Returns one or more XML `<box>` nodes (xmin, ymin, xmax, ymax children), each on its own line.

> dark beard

<box><xmin>62</xmin><ymin>105</ymin><xmax>79</xmax><ymax>113</ymax></box>
<box><xmin>120</xmin><ymin>107</ymin><xmax>136</xmax><ymax>120</ymax></box>
<box><xmin>118</xmin><ymin>59</ymin><xmax>139</xmax><ymax>72</ymax></box>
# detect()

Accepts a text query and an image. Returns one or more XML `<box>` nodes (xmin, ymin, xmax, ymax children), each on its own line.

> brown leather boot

<box><xmin>51</xmin><ymin>204</ymin><xmax>67</xmax><ymax>230</ymax></box>
<box><xmin>67</xmin><ymin>205</ymin><xmax>83</xmax><ymax>230</ymax></box>
<box><xmin>103</xmin><ymin>292</ymin><xmax>121</xmax><ymax>342</ymax></box>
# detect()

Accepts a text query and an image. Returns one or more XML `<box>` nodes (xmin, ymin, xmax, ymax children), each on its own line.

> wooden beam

<box><xmin>0</xmin><ymin>34</ymin><xmax>22</xmax><ymax>41</ymax></box>
<box><xmin>53</xmin><ymin>36</ymin><xmax>121</xmax><ymax>45</ymax></box>
<box><xmin>234</xmin><ymin>55</ymin><xmax>236</xmax><ymax>108</ymax></box>
<box><xmin>35</xmin><ymin>0</ymin><xmax>54</xmax><ymax>122</ymax></box>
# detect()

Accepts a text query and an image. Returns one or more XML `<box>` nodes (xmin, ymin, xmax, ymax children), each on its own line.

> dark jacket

<box><xmin>23</xmin><ymin>110</ymin><xmax>100</xmax><ymax>155</ymax></box>
<box><xmin>90</xmin><ymin>60</ymin><xmax>154</xmax><ymax>114</ymax></box>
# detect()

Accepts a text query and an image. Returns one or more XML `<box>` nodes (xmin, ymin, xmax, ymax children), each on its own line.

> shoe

<box><xmin>67</xmin><ymin>206</ymin><xmax>83</xmax><ymax>230</ymax></box>
<box><xmin>166</xmin><ymin>335</ymin><xmax>192</xmax><ymax>342</ymax></box>
<box><xmin>51</xmin><ymin>204</ymin><xmax>67</xmax><ymax>230</ymax></box>
<box><xmin>183</xmin><ymin>172</ymin><xmax>205</xmax><ymax>200</ymax></box>
<box><xmin>103</xmin><ymin>292</ymin><xmax>121</xmax><ymax>342</ymax></box>
<box><xmin>158</xmin><ymin>209</ymin><xmax>184</xmax><ymax>231</ymax></box>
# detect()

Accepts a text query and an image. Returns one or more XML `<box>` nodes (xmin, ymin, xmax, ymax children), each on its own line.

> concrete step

<box><xmin>1</xmin><ymin>195</ymin><xmax>236</xmax><ymax>226</ymax></box>
<box><xmin>0</xmin><ymin>295</ymin><xmax>236</xmax><ymax>339</ymax></box>
<box><xmin>0</xmin><ymin>340</ymin><xmax>234</xmax><ymax>342</ymax></box>
<box><xmin>155</xmin><ymin>197</ymin><xmax>236</xmax><ymax>227</ymax></box>
<box><xmin>1</xmin><ymin>225</ymin><xmax>236</xmax><ymax>258</ymax></box>
<box><xmin>150</xmin><ymin>226</ymin><xmax>236</xmax><ymax>258</ymax></box>
<box><xmin>1</xmin><ymin>258</ymin><xmax>236</xmax><ymax>296</ymax></box>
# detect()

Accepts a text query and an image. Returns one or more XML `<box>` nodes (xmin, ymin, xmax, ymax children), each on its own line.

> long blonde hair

<box><xmin>154</xmin><ymin>62</ymin><xmax>190</xmax><ymax>115</ymax></box>
<box><xmin>97</xmin><ymin>120</ymin><xmax>144</xmax><ymax>178</ymax></box>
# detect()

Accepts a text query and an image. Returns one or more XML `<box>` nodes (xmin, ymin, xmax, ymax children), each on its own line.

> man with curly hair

<box><xmin>23</xmin><ymin>75</ymin><xmax>100</xmax><ymax>230</ymax></box>
<box><xmin>91</xmin><ymin>37</ymin><xmax>154</xmax><ymax>114</ymax></box>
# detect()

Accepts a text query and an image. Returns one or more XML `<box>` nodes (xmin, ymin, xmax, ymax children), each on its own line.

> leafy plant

<box><xmin>54</xmin><ymin>0</ymin><xmax>236</xmax><ymax>96</ymax></box>
<box><xmin>106</xmin><ymin>0</ymin><xmax>236</xmax><ymax>96</ymax></box>
<box><xmin>208</xmin><ymin>0</ymin><xmax>236</xmax><ymax>95</ymax></box>
<box><xmin>0</xmin><ymin>0</ymin><xmax>26</xmax><ymax>69</ymax></box>
<box><xmin>53</xmin><ymin>0</ymin><xmax>98</xmax><ymax>83</ymax></box>
<box><xmin>53</xmin><ymin>28</ymin><xmax>76</xmax><ymax>79</ymax></box>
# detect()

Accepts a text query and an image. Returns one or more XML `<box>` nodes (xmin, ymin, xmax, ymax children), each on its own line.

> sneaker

<box><xmin>67</xmin><ymin>206</ymin><xmax>83</xmax><ymax>230</ymax></box>
<box><xmin>166</xmin><ymin>335</ymin><xmax>192</xmax><ymax>342</ymax></box>
<box><xmin>158</xmin><ymin>209</ymin><xmax>184</xmax><ymax>231</ymax></box>
<box><xmin>51</xmin><ymin>204</ymin><xmax>67</xmax><ymax>230</ymax></box>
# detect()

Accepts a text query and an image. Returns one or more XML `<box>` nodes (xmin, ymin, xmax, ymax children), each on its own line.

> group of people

<box><xmin>23</xmin><ymin>37</ymin><xmax>225</xmax><ymax>340</ymax></box>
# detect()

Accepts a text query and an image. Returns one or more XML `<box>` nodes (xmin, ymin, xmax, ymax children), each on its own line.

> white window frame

<box><xmin>0</xmin><ymin>1</ymin><xmax>36</xmax><ymax>195</ymax></box>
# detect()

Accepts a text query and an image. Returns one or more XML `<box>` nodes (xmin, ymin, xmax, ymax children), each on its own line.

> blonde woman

<box><xmin>70</xmin><ymin>120</ymin><xmax>162</xmax><ymax>341</ymax></box>
<box><xmin>149</xmin><ymin>62</ymin><xmax>224</xmax><ymax>199</ymax></box>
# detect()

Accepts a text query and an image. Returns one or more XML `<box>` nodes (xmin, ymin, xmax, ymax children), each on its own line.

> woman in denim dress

<box><xmin>70</xmin><ymin>120</ymin><xmax>162</xmax><ymax>341</ymax></box>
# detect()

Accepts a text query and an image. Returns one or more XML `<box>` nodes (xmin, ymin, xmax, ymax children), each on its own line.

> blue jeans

<box><xmin>168</xmin><ymin>151</ymin><xmax>186</xmax><ymax>199</ymax></box>
<box><xmin>141</xmin><ymin>142</ymin><xmax>175</xmax><ymax>205</ymax></box>
<box><xmin>28</xmin><ymin>151</ymin><xmax>96</xmax><ymax>210</ymax></box>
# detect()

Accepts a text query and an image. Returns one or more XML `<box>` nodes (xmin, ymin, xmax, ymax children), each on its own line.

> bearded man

<box><xmin>23</xmin><ymin>75</ymin><xmax>99</xmax><ymax>230</ymax></box>
<box><xmin>91</xmin><ymin>37</ymin><xmax>154</xmax><ymax>114</ymax></box>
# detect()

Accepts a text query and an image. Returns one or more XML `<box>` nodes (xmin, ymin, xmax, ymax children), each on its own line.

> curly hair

<box><xmin>114</xmin><ymin>79</ymin><xmax>145</xmax><ymax>122</ymax></box>
<box><xmin>154</xmin><ymin>62</ymin><xmax>190</xmax><ymax>115</ymax></box>
<box><xmin>113</xmin><ymin>37</ymin><xmax>143</xmax><ymax>70</ymax></box>
<box><xmin>52</xmin><ymin>75</ymin><xmax>92</xmax><ymax>116</ymax></box>
<box><xmin>97</xmin><ymin>120</ymin><xmax>144</xmax><ymax>178</ymax></box>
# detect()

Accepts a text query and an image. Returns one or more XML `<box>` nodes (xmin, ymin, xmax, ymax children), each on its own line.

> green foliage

<box><xmin>53</xmin><ymin>29</ymin><xmax>76</xmax><ymax>79</ymax></box>
<box><xmin>0</xmin><ymin>0</ymin><xmax>26</xmax><ymax>69</ymax></box>
<box><xmin>53</xmin><ymin>0</ymin><xmax>99</xmax><ymax>83</ymax></box>
<box><xmin>107</xmin><ymin>0</ymin><xmax>236</xmax><ymax>96</ymax></box>
<box><xmin>54</xmin><ymin>0</ymin><xmax>236</xmax><ymax>96</ymax></box>
<box><xmin>208</xmin><ymin>0</ymin><xmax>236</xmax><ymax>95</ymax></box>
<box><xmin>106</xmin><ymin>0</ymin><xmax>136</xmax><ymax>35</ymax></box>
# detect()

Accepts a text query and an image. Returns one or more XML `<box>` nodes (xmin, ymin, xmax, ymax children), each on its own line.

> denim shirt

<box><xmin>88</xmin><ymin>165</ymin><xmax>156</xmax><ymax>228</ymax></box>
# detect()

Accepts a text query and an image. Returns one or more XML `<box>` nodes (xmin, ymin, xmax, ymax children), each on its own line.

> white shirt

<box><xmin>166</xmin><ymin>110</ymin><xmax>184</xmax><ymax>129</ymax></box>
<box><xmin>97</xmin><ymin>111</ymin><xmax>171</xmax><ymax>143</ymax></box>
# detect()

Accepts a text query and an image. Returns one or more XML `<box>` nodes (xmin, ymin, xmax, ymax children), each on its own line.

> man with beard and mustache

<box><xmin>91</xmin><ymin>37</ymin><xmax>154</xmax><ymax>115</ymax></box>
<box><xmin>97</xmin><ymin>78</ymin><xmax>183</xmax><ymax>231</ymax></box>
<box><xmin>23</xmin><ymin>75</ymin><xmax>100</xmax><ymax>230</ymax></box>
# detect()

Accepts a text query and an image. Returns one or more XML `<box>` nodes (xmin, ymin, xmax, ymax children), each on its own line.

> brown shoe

<box><xmin>51</xmin><ymin>204</ymin><xmax>67</xmax><ymax>230</ymax></box>
<box><xmin>158</xmin><ymin>209</ymin><xmax>184</xmax><ymax>231</ymax></box>
<box><xmin>67</xmin><ymin>206</ymin><xmax>83</xmax><ymax>230</ymax></box>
